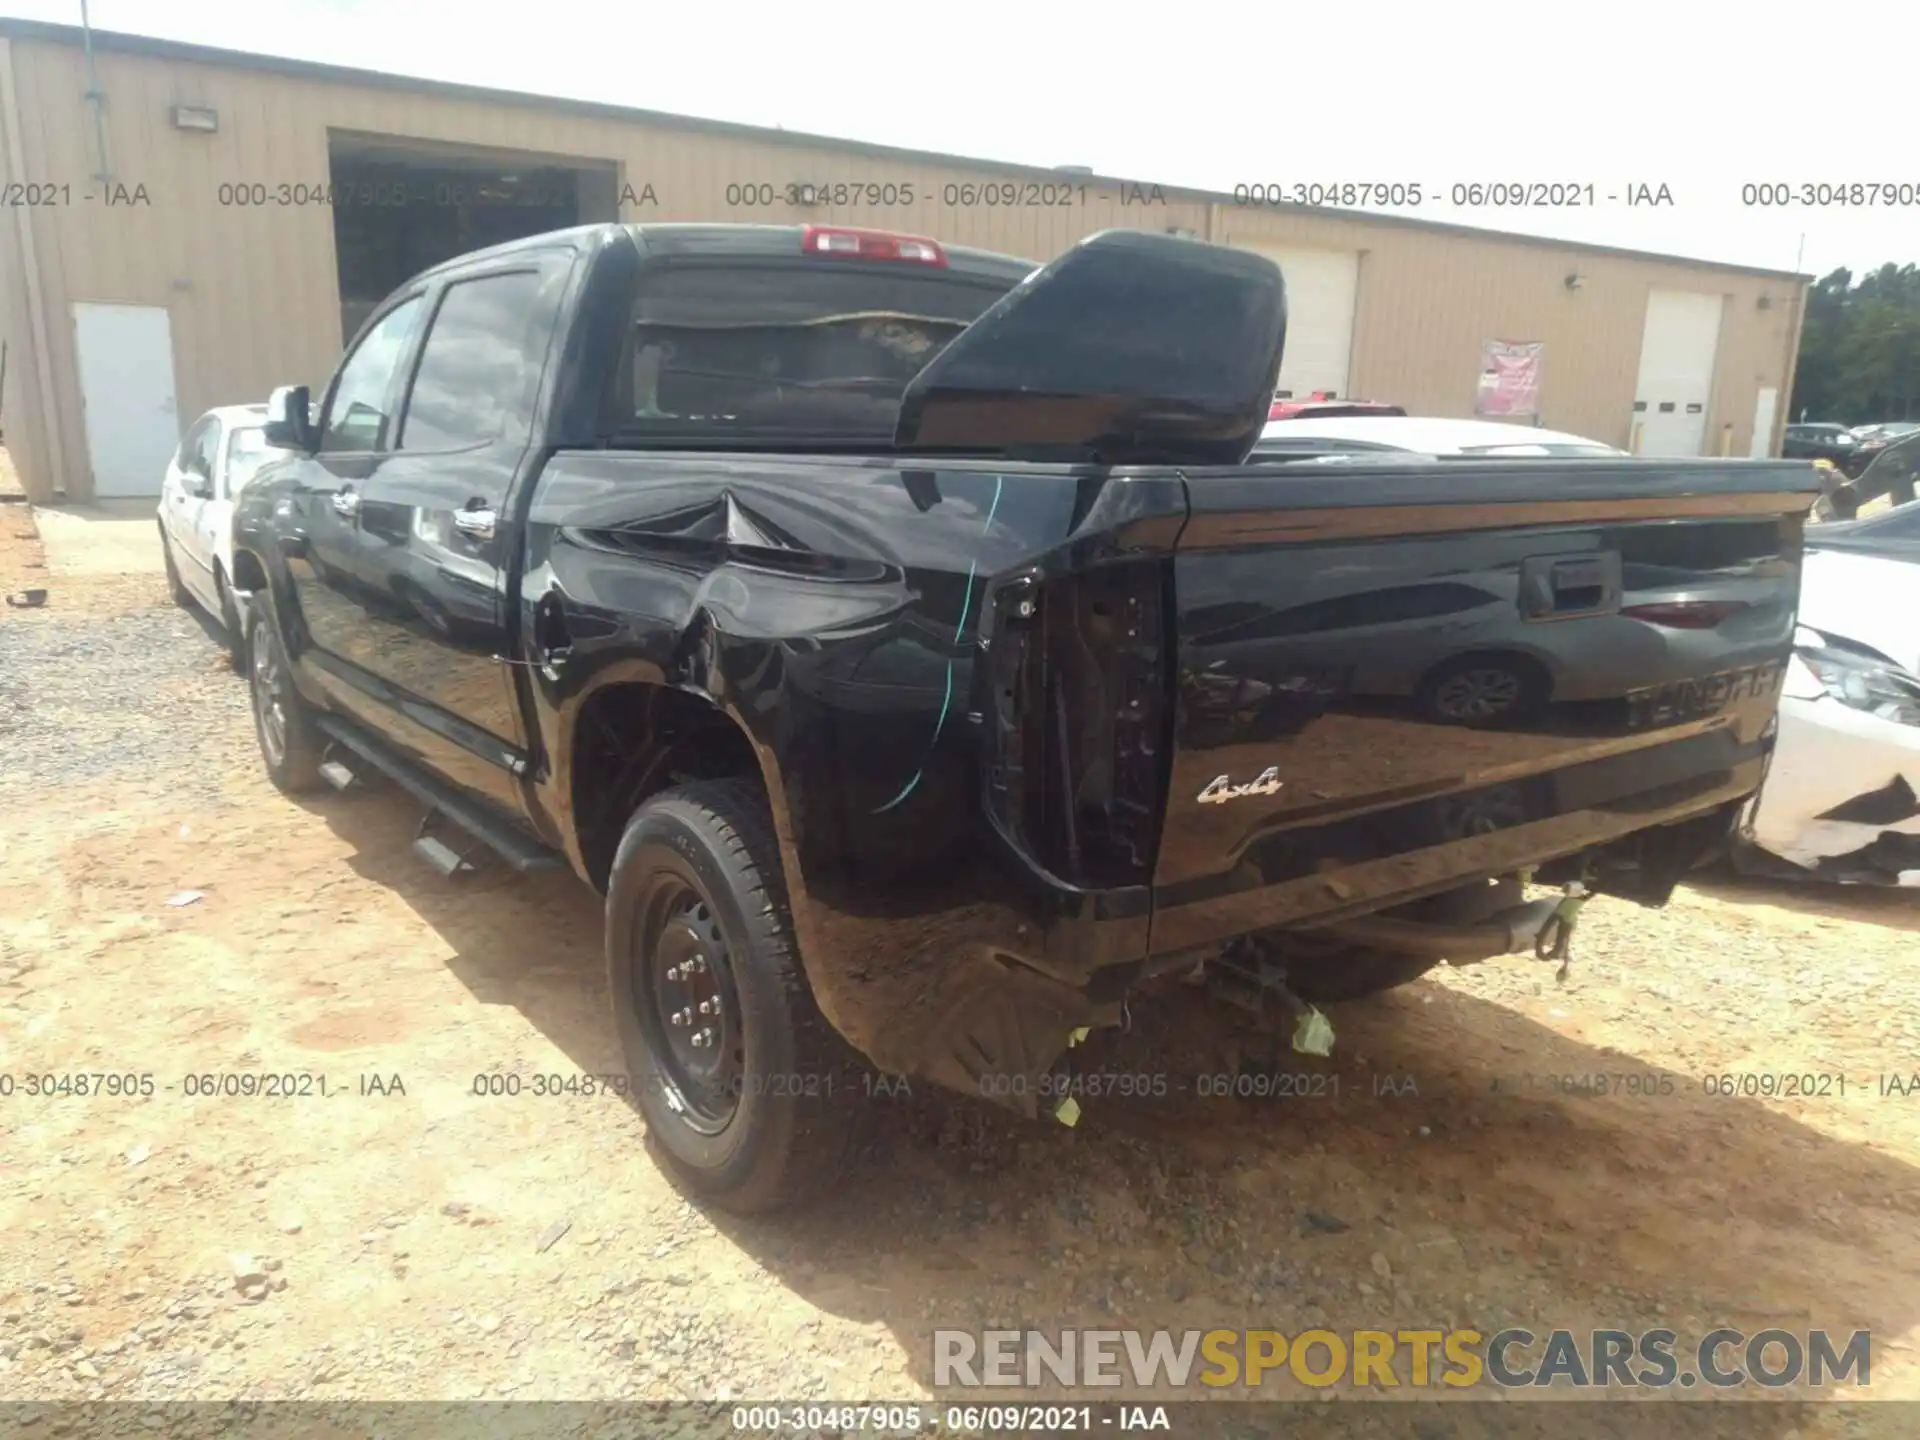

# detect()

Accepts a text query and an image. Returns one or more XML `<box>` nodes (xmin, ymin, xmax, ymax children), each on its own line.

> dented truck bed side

<box><xmin>512</xmin><ymin>449</ymin><xmax>1811</xmax><ymax>1096</ymax></box>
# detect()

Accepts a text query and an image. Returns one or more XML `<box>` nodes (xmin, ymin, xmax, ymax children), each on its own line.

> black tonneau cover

<box><xmin>894</xmin><ymin>230</ymin><xmax>1288</xmax><ymax>466</ymax></box>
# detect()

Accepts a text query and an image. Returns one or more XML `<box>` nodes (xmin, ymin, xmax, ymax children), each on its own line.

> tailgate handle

<box><xmin>1520</xmin><ymin>552</ymin><xmax>1621</xmax><ymax>620</ymax></box>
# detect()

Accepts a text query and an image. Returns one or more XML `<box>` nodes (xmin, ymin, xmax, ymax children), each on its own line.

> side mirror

<box><xmin>263</xmin><ymin>384</ymin><xmax>316</xmax><ymax>453</ymax></box>
<box><xmin>184</xmin><ymin>468</ymin><xmax>213</xmax><ymax>499</ymax></box>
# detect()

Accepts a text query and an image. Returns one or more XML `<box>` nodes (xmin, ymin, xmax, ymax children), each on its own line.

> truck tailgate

<box><xmin>1150</xmin><ymin>458</ymin><xmax>1817</xmax><ymax>951</ymax></box>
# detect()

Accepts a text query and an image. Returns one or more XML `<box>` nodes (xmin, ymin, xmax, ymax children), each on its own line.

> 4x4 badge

<box><xmin>1197</xmin><ymin>766</ymin><xmax>1284</xmax><ymax>805</ymax></box>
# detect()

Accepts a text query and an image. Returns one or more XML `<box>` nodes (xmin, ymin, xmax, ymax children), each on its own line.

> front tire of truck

<box><xmin>248</xmin><ymin>609</ymin><xmax>323</xmax><ymax>794</ymax></box>
<box><xmin>606</xmin><ymin>779</ymin><xmax>865</xmax><ymax>1215</ymax></box>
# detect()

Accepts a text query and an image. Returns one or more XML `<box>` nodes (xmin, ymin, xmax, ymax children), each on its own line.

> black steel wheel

<box><xmin>635</xmin><ymin>883</ymin><xmax>746</xmax><ymax>1135</ymax></box>
<box><xmin>606</xmin><ymin>778</ymin><xmax>867</xmax><ymax>1213</ymax></box>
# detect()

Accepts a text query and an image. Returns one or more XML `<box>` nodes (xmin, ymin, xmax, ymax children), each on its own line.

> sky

<box><xmin>10</xmin><ymin>0</ymin><xmax>1920</xmax><ymax>279</ymax></box>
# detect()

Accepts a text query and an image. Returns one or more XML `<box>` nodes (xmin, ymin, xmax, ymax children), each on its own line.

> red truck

<box><xmin>1268</xmin><ymin>391</ymin><xmax>1406</xmax><ymax>421</ymax></box>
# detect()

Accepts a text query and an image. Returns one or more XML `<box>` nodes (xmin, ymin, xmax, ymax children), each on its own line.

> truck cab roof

<box><xmin>409</xmin><ymin>221</ymin><xmax>1041</xmax><ymax>289</ymax></box>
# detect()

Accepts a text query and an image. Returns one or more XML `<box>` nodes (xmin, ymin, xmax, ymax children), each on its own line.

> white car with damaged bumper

<box><xmin>1740</xmin><ymin>626</ymin><xmax>1920</xmax><ymax>886</ymax></box>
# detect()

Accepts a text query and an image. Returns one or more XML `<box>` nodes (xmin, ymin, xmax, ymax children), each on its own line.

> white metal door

<box><xmin>72</xmin><ymin>302</ymin><xmax>180</xmax><ymax>497</ymax></box>
<box><xmin>1750</xmin><ymin>386</ymin><xmax>1779</xmax><ymax>458</ymax></box>
<box><xmin>1630</xmin><ymin>290</ymin><xmax>1724</xmax><ymax>457</ymax></box>
<box><xmin>1243</xmin><ymin>246</ymin><xmax>1360</xmax><ymax>399</ymax></box>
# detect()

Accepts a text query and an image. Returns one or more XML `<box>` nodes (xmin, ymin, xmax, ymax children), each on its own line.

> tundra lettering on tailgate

<box><xmin>1624</xmin><ymin>661</ymin><xmax>1784</xmax><ymax>730</ymax></box>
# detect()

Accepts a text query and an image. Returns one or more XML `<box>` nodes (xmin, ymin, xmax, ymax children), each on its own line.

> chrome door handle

<box><xmin>331</xmin><ymin>488</ymin><xmax>361</xmax><ymax>518</ymax></box>
<box><xmin>453</xmin><ymin>507</ymin><xmax>497</xmax><ymax>540</ymax></box>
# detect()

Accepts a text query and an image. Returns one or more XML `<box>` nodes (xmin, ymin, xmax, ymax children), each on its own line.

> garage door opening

<box><xmin>329</xmin><ymin>134</ymin><xmax>619</xmax><ymax>343</ymax></box>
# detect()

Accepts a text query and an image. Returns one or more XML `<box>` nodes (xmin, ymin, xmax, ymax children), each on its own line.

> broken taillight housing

<box><xmin>984</xmin><ymin>561</ymin><xmax>1172</xmax><ymax>889</ymax></box>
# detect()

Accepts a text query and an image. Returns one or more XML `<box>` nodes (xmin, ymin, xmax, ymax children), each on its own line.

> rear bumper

<box><xmin>1748</xmin><ymin>696</ymin><xmax>1920</xmax><ymax>884</ymax></box>
<box><xmin>1147</xmin><ymin>750</ymin><xmax>1765</xmax><ymax>956</ymax></box>
<box><xmin>787</xmin><ymin>738</ymin><xmax>1763</xmax><ymax>1107</ymax></box>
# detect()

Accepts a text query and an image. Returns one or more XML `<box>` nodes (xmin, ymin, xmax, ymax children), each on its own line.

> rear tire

<box><xmin>160</xmin><ymin>526</ymin><xmax>191</xmax><ymax>607</ymax></box>
<box><xmin>606</xmin><ymin>778</ymin><xmax>866</xmax><ymax>1214</ymax></box>
<box><xmin>248</xmin><ymin>609</ymin><xmax>323</xmax><ymax>794</ymax></box>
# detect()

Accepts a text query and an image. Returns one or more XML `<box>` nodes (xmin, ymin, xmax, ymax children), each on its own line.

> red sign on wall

<box><xmin>1475</xmin><ymin>340</ymin><xmax>1544</xmax><ymax>418</ymax></box>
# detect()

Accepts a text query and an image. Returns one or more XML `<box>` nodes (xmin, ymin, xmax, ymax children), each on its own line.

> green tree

<box><xmin>1791</xmin><ymin>263</ymin><xmax>1920</xmax><ymax>425</ymax></box>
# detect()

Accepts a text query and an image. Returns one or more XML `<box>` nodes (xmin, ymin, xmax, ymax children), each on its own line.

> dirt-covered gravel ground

<box><xmin>2</xmin><ymin>489</ymin><xmax>1918</xmax><ymax>1440</ymax></box>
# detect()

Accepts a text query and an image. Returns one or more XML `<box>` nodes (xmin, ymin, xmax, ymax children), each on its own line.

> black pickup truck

<box><xmin>233</xmin><ymin>222</ymin><xmax>1818</xmax><ymax>1212</ymax></box>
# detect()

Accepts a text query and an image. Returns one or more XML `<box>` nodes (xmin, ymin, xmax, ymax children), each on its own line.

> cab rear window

<box><xmin>604</xmin><ymin>262</ymin><xmax>1017</xmax><ymax>443</ymax></box>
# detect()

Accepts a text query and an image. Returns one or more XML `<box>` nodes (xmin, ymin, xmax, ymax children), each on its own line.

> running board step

<box><xmin>319</xmin><ymin>739</ymin><xmax>377</xmax><ymax>792</ymax></box>
<box><xmin>311</xmin><ymin>713</ymin><xmax>563</xmax><ymax>873</ymax></box>
<box><xmin>414</xmin><ymin>832</ymin><xmax>477</xmax><ymax>877</ymax></box>
<box><xmin>318</xmin><ymin>757</ymin><xmax>362</xmax><ymax>792</ymax></box>
<box><xmin>414</xmin><ymin>808</ymin><xmax>480</xmax><ymax>878</ymax></box>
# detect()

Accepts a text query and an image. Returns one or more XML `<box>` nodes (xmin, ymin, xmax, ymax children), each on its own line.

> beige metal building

<box><xmin>0</xmin><ymin>17</ymin><xmax>1810</xmax><ymax>504</ymax></box>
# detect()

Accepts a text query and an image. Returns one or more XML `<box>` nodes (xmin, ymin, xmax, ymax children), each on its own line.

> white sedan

<box><xmin>157</xmin><ymin>404</ymin><xmax>293</xmax><ymax>669</ymax></box>
<box><xmin>1740</xmin><ymin>533</ymin><xmax>1920</xmax><ymax>886</ymax></box>
<box><xmin>1253</xmin><ymin>414</ymin><xmax>1627</xmax><ymax>457</ymax></box>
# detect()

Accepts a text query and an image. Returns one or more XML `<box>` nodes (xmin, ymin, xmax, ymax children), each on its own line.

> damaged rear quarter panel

<box><xmin>516</xmin><ymin>451</ymin><xmax>1184</xmax><ymax>1088</ymax></box>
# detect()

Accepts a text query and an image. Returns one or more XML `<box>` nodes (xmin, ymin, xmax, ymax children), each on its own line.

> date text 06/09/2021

<box><xmin>1228</xmin><ymin>181</ymin><xmax>1675</xmax><ymax>208</ymax></box>
<box><xmin>729</xmin><ymin>1403</ymin><xmax>1171</xmax><ymax>1434</ymax></box>
<box><xmin>0</xmin><ymin>1072</ymin><xmax>406</xmax><ymax>1099</ymax></box>
<box><xmin>717</xmin><ymin>181</ymin><xmax>1173</xmax><ymax>210</ymax></box>
<box><xmin>9</xmin><ymin>1068</ymin><xmax>1920</xmax><ymax>1102</ymax></box>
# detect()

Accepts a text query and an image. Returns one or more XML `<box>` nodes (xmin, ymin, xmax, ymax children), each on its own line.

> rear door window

<box><xmin>605</xmin><ymin>262</ymin><xmax>1016</xmax><ymax>443</ymax></box>
<box><xmin>399</xmin><ymin>266</ymin><xmax>567</xmax><ymax>451</ymax></box>
<box><xmin>176</xmin><ymin>416</ymin><xmax>215</xmax><ymax>476</ymax></box>
<box><xmin>191</xmin><ymin>419</ymin><xmax>222</xmax><ymax>479</ymax></box>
